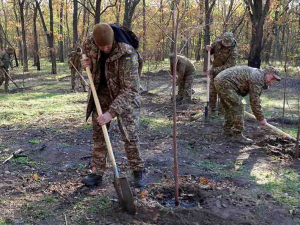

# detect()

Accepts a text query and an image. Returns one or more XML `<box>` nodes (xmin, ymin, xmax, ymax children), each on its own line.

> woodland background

<box><xmin>0</xmin><ymin>0</ymin><xmax>300</xmax><ymax>74</ymax></box>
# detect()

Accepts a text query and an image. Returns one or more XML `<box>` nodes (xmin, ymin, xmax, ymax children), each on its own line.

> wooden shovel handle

<box><xmin>207</xmin><ymin>51</ymin><xmax>210</xmax><ymax>102</ymax></box>
<box><xmin>245</xmin><ymin>111</ymin><xmax>298</xmax><ymax>143</ymax></box>
<box><xmin>82</xmin><ymin>54</ymin><xmax>120</xmax><ymax>178</ymax></box>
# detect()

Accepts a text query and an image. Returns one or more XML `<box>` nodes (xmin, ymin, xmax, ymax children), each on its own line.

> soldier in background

<box><xmin>81</xmin><ymin>23</ymin><xmax>145</xmax><ymax>188</ymax></box>
<box><xmin>68</xmin><ymin>47</ymin><xmax>87</xmax><ymax>92</ymax></box>
<box><xmin>0</xmin><ymin>47</ymin><xmax>14</xmax><ymax>93</ymax></box>
<box><xmin>206</xmin><ymin>31</ymin><xmax>238</xmax><ymax>116</ymax></box>
<box><xmin>169</xmin><ymin>54</ymin><xmax>196</xmax><ymax>105</ymax></box>
<box><xmin>214</xmin><ymin>66</ymin><xmax>281</xmax><ymax>145</ymax></box>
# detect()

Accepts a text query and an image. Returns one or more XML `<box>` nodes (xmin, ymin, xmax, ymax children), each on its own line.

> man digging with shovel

<box><xmin>81</xmin><ymin>23</ymin><xmax>145</xmax><ymax>188</ymax></box>
<box><xmin>214</xmin><ymin>66</ymin><xmax>281</xmax><ymax>145</ymax></box>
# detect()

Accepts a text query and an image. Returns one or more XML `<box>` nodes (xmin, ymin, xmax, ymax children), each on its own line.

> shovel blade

<box><xmin>119</xmin><ymin>177</ymin><xmax>136</xmax><ymax>214</ymax></box>
<box><xmin>113</xmin><ymin>180</ymin><xmax>124</xmax><ymax>205</ymax></box>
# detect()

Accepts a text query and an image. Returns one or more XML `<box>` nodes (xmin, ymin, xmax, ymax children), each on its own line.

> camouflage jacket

<box><xmin>175</xmin><ymin>54</ymin><xmax>195</xmax><ymax>83</ymax></box>
<box><xmin>68</xmin><ymin>51</ymin><xmax>82</xmax><ymax>70</ymax></box>
<box><xmin>215</xmin><ymin>66</ymin><xmax>268</xmax><ymax>121</ymax></box>
<box><xmin>210</xmin><ymin>39</ymin><xmax>238</xmax><ymax>75</ymax></box>
<box><xmin>83</xmin><ymin>36</ymin><xmax>140</xmax><ymax>121</ymax></box>
<box><xmin>0</xmin><ymin>52</ymin><xmax>12</xmax><ymax>69</ymax></box>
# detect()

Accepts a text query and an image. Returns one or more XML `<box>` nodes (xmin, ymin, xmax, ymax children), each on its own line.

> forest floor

<box><xmin>1</xmin><ymin>61</ymin><xmax>300</xmax><ymax>225</ymax></box>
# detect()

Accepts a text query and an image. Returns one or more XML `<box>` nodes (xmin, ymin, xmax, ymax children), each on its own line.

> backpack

<box><xmin>120</xmin><ymin>26</ymin><xmax>140</xmax><ymax>50</ymax></box>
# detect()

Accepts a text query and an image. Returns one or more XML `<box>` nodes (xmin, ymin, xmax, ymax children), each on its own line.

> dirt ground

<box><xmin>1</xmin><ymin>68</ymin><xmax>300</xmax><ymax>225</ymax></box>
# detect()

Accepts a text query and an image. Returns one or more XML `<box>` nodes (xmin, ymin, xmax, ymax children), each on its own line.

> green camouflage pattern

<box><xmin>0</xmin><ymin>51</ymin><xmax>12</xmax><ymax>92</ymax></box>
<box><xmin>83</xmin><ymin>36</ymin><xmax>144</xmax><ymax>175</ymax></box>
<box><xmin>171</xmin><ymin>54</ymin><xmax>195</xmax><ymax>101</ymax></box>
<box><xmin>209</xmin><ymin>38</ymin><xmax>238</xmax><ymax>111</ymax></box>
<box><xmin>68</xmin><ymin>51</ymin><xmax>86</xmax><ymax>91</ymax></box>
<box><xmin>215</xmin><ymin>66</ymin><xmax>268</xmax><ymax>134</ymax></box>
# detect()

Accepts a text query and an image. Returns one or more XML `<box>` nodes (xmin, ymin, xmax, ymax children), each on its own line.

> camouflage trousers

<box><xmin>214</xmin><ymin>80</ymin><xmax>244</xmax><ymax>134</ymax></box>
<box><xmin>209</xmin><ymin>71</ymin><xmax>223</xmax><ymax>113</ymax></box>
<box><xmin>91</xmin><ymin>88</ymin><xmax>144</xmax><ymax>176</ymax></box>
<box><xmin>0</xmin><ymin>68</ymin><xmax>9</xmax><ymax>92</ymax></box>
<box><xmin>178</xmin><ymin>72</ymin><xmax>194</xmax><ymax>101</ymax></box>
<box><xmin>71</xmin><ymin>69</ymin><xmax>86</xmax><ymax>91</ymax></box>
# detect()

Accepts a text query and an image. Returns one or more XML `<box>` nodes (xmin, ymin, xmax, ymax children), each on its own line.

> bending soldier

<box><xmin>206</xmin><ymin>32</ymin><xmax>238</xmax><ymax>116</ymax></box>
<box><xmin>169</xmin><ymin>54</ymin><xmax>196</xmax><ymax>105</ymax></box>
<box><xmin>0</xmin><ymin>47</ymin><xmax>14</xmax><ymax>93</ymax></box>
<box><xmin>68</xmin><ymin>47</ymin><xmax>88</xmax><ymax>92</ymax></box>
<box><xmin>81</xmin><ymin>23</ymin><xmax>145</xmax><ymax>188</ymax></box>
<box><xmin>214</xmin><ymin>66</ymin><xmax>281</xmax><ymax>145</ymax></box>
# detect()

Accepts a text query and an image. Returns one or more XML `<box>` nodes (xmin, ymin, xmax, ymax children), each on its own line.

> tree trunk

<box><xmin>94</xmin><ymin>0</ymin><xmax>102</xmax><ymax>24</ymax></box>
<box><xmin>115</xmin><ymin>0</ymin><xmax>122</xmax><ymax>25</ymax></box>
<box><xmin>123</xmin><ymin>0</ymin><xmax>140</xmax><ymax>29</ymax></box>
<box><xmin>142</xmin><ymin>0</ymin><xmax>146</xmax><ymax>59</ymax></box>
<box><xmin>65</xmin><ymin>0</ymin><xmax>71</xmax><ymax>55</ymax></box>
<box><xmin>13</xmin><ymin>0</ymin><xmax>23</xmax><ymax>64</ymax></box>
<box><xmin>203</xmin><ymin>0</ymin><xmax>216</xmax><ymax>71</ymax></box>
<box><xmin>73</xmin><ymin>0</ymin><xmax>78</xmax><ymax>48</ymax></box>
<box><xmin>49</xmin><ymin>0</ymin><xmax>57</xmax><ymax>74</ymax></box>
<box><xmin>33</xmin><ymin>2</ymin><xmax>40</xmax><ymax>70</ymax></box>
<box><xmin>19</xmin><ymin>0</ymin><xmax>29</xmax><ymax>72</ymax></box>
<box><xmin>59</xmin><ymin>0</ymin><xmax>64</xmax><ymax>62</ymax></box>
<box><xmin>245</xmin><ymin>0</ymin><xmax>270</xmax><ymax>69</ymax></box>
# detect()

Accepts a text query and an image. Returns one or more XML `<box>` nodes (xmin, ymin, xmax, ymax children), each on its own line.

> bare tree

<box><xmin>36</xmin><ymin>0</ymin><xmax>57</xmax><ymax>74</ymax></box>
<box><xmin>203</xmin><ymin>0</ymin><xmax>216</xmax><ymax>71</ymax></box>
<box><xmin>78</xmin><ymin>0</ymin><xmax>117</xmax><ymax>24</ymax></box>
<box><xmin>18</xmin><ymin>0</ymin><xmax>29</xmax><ymax>72</ymax></box>
<box><xmin>59</xmin><ymin>0</ymin><xmax>64</xmax><ymax>62</ymax></box>
<box><xmin>142</xmin><ymin>0</ymin><xmax>146</xmax><ymax>58</ymax></box>
<box><xmin>33</xmin><ymin>2</ymin><xmax>41</xmax><ymax>70</ymax></box>
<box><xmin>244</xmin><ymin>0</ymin><xmax>270</xmax><ymax>68</ymax></box>
<box><xmin>123</xmin><ymin>0</ymin><xmax>140</xmax><ymax>29</ymax></box>
<box><xmin>73</xmin><ymin>0</ymin><xmax>78</xmax><ymax>47</ymax></box>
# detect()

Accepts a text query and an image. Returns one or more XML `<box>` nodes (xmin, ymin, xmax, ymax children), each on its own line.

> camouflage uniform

<box><xmin>214</xmin><ymin>66</ymin><xmax>269</xmax><ymax>135</ymax></box>
<box><xmin>209</xmin><ymin>32</ymin><xmax>238</xmax><ymax>112</ymax></box>
<box><xmin>0</xmin><ymin>48</ymin><xmax>13</xmax><ymax>92</ymax></box>
<box><xmin>68</xmin><ymin>51</ymin><xmax>87</xmax><ymax>92</ymax></box>
<box><xmin>170</xmin><ymin>54</ymin><xmax>195</xmax><ymax>102</ymax></box>
<box><xmin>83</xmin><ymin>36</ymin><xmax>144</xmax><ymax>176</ymax></box>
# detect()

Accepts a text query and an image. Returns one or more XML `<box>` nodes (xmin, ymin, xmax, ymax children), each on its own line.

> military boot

<box><xmin>81</xmin><ymin>174</ymin><xmax>103</xmax><ymax>187</ymax></box>
<box><xmin>83</xmin><ymin>85</ymin><xmax>88</xmax><ymax>92</ymax></box>
<box><xmin>133</xmin><ymin>170</ymin><xmax>146</xmax><ymax>188</ymax></box>
<box><xmin>233</xmin><ymin>134</ymin><xmax>253</xmax><ymax>145</ymax></box>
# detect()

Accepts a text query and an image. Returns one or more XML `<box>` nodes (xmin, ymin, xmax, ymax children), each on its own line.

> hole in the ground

<box><xmin>149</xmin><ymin>184</ymin><xmax>205</xmax><ymax>208</ymax></box>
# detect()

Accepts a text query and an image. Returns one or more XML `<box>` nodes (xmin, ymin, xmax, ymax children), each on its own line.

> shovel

<box><xmin>82</xmin><ymin>54</ymin><xmax>136</xmax><ymax>214</ymax></box>
<box><xmin>204</xmin><ymin>50</ymin><xmax>211</xmax><ymax>121</ymax></box>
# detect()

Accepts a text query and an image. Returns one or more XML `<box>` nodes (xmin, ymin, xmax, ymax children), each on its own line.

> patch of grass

<box><xmin>87</xmin><ymin>195</ymin><xmax>111</xmax><ymax>213</ymax></box>
<box><xmin>82</xmin><ymin>123</ymin><xmax>92</xmax><ymax>131</ymax></box>
<box><xmin>23</xmin><ymin>202</ymin><xmax>53</xmax><ymax>220</ymax></box>
<box><xmin>0</xmin><ymin>144</ymin><xmax>5</xmax><ymax>150</ymax></box>
<box><xmin>12</xmin><ymin>157</ymin><xmax>37</xmax><ymax>166</ymax></box>
<box><xmin>29</xmin><ymin>139</ymin><xmax>41</xmax><ymax>144</ymax></box>
<box><xmin>256</xmin><ymin>169</ymin><xmax>300</xmax><ymax>208</ymax></box>
<box><xmin>141</xmin><ymin>117</ymin><xmax>173</xmax><ymax>134</ymax></box>
<box><xmin>42</xmin><ymin>196</ymin><xmax>59</xmax><ymax>202</ymax></box>
<box><xmin>0</xmin><ymin>220</ymin><xmax>12</xmax><ymax>225</ymax></box>
<box><xmin>198</xmin><ymin>159</ymin><xmax>255</xmax><ymax>181</ymax></box>
<box><xmin>78</xmin><ymin>164</ymin><xmax>84</xmax><ymax>170</ymax></box>
<box><xmin>61</xmin><ymin>143</ymin><xmax>71</xmax><ymax>147</ymax></box>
